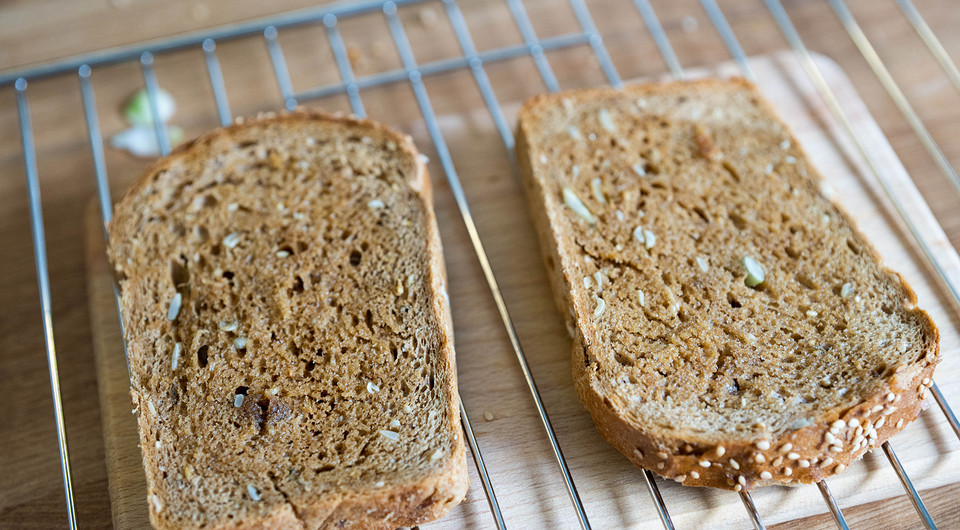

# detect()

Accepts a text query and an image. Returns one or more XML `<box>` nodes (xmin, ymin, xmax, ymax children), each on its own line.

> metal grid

<box><xmin>5</xmin><ymin>0</ymin><xmax>960</xmax><ymax>528</ymax></box>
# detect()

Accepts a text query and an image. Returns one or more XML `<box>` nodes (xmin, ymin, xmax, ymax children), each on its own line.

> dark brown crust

<box><xmin>516</xmin><ymin>79</ymin><xmax>941</xmax><ymax>490</ymax></box>
<box><xmin>108</xmin><ymin>110</ymin><xmax>468</xmax><ymax>528</ymax></box>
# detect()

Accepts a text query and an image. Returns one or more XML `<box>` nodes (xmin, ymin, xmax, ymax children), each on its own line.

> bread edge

<box><xmin>515</xmin><ymin>78</ymin><xmax>941</xmax><ymax>490</ymax></box>
<box><xmin>107</xmin><ymin>110</ymin><xmax>469</xmax><ymax>528</ymax></box>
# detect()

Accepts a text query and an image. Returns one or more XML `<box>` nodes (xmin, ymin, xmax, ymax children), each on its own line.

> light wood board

<box><xmin>86</xmin><ymin>52</ymin><xmax>960</xmax><ymax>529</ymax></box>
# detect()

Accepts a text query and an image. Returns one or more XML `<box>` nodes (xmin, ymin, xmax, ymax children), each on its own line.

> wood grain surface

<box><xmin>3</xmin><ymin>0</ymin><xmax>960</xmax><ymax>528</ymax></box>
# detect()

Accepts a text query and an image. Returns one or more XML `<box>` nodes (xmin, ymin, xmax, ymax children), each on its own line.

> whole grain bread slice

<box><xmin>107</xmin><ymin>110</ymin><xmax>468</xmax><ymax>528</ymax></box>
<box><xmin>516</xmin><ymin>79</ymin><xmax>940</xmax><ymax>490</ymax></box>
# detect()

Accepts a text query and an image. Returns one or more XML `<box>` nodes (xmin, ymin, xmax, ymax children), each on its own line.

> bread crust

<box><xmin>108</xmin><ymin>110</ymin><xmax>467</xmax><ymax>528</ymax></box>
<box><xmin>516</xmin><ymin>79</ymin><xmax>940</xmax><ymax>490</ymax></box>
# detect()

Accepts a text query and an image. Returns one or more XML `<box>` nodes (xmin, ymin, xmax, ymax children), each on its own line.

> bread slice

<box><xmin>516</xmin><ymin>79</ymin><xmax>939</xmax><ymax>490</ymax></box>
<box><xmin>107</xmin><ymin>111</ymin><xmax>468</xmax><ymax>528</ymax></box>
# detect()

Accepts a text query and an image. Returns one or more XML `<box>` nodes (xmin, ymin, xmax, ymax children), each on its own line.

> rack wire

<box><xmin>5</xmin><ymin>0</ymin><xmax>960</xmax><ymax>528</ymax></box>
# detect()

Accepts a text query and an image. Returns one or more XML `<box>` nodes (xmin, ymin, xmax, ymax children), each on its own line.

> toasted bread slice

<box><xmin>108</xmin><ymin>111</ymin><xmax>468</xmax><ymax>527</ymax></box>
<box><xmin>516</xmin><ymin>79</ymin><xmax>939</xmax><ymax>490</ymax></box>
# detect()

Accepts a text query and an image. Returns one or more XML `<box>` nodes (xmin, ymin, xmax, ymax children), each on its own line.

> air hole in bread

<box><xmin>197</xmin><ymin>345</ymin><xmax>209</xmax><ymax>368</ymax></box>
<box><xmin>350</xmin><ymin>250</ymin><xmax>362</xmax><ymax>266</ymax></box>
<box><xmin>796</xmin><ymin>273</ymin><xmax>817</xmax><ymax>290</ymax></box>
<box><xmin>292</xmin><ymin>276</ymin><xmax>305</xmax><ymax>294</ymax></box>
<box><xmin>170</xmin><ymin>258</ymin><xmax>189</xmax><ymax>287</ymax></box>
<box><xmin>728</xmin><ymin>294</ymin><xmax>742</xmax><ymax>308</ymax></box>
<box><xmin>729</xmin><ymin>211</ymin><xmax>747</xmax><ymax>230</ymax></box>
<box><xmin>693</xmin><ymin>206</ymin><xmax>710</xmax><ymax>224</ymax></box>
<box><xmin>846</xmin><ymin>239</ymin><xmax>861</xmax><ymax>255</ymax></box>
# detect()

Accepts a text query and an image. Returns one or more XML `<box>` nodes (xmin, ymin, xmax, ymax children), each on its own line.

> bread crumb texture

<box><xmin>108</xmin><ymin>111</ymin><xmax>467</xmax><ymax>528</ymax></box>
<box><xmin>517</xmin><ymin>79</ymin><xmax>939</xmax><ymax>490</ymax></box>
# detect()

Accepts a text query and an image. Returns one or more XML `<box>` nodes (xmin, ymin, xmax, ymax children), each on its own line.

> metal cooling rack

<box><xmin>5</xmin><ymin>0</ymin><xmax>960</xmax><ymax>528</ymax></box>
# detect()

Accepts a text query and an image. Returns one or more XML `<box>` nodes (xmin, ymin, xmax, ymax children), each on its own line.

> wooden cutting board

<box><xmin>86</xmin><ymin>52</ymin><xmax>960</xmax><ymax>529</ymax></box>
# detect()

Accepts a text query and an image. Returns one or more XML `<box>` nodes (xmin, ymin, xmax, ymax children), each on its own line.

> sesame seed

<box><xmin>781</xmin><ymin>140</ymin><xmax>791</xmax><ymax>150</ymax></box>
<box><xmin>593</xmin><ymin>297</ymin><xmax>606</xmax><ymax>318</ymax></box>
<box><xmin>598</xmin><ymin>109</ymin><xmax>616</xmax><ymax>132</ymax></box>
<box><xmin>656</xmin><ymin>462</ymin><xmax>665</xmax><ymax>470</ymax></box>
<box><xmin>171</xmin><ymin>342</ymin><xmax>181</xmax><ymax>370</ymax></box>
<box><xmin>222</xmin><ymin>232</ymin><xmax>241</xmax><ymax>249</ymax></box>
<box><xmin>883</xmin><ymin>406</ymin><xmax>897</xmax><ymax>416</ymax></box>
<box><xmin>591</xmin><ymin>178</ymin><xmax>606</xmax><ymax>204</ymax></box>
<box><xmin>368</xmin><ymin>199</ymin><xmax>386</xmax><ymax>209</ymax></box>
<box><xmin>563</xmin><ymin>187</ymin><xmax>595</xmax><ymax>225</ymax></box>
<box><xmin>886</xmin><ymin>393</ymin><xmax>896</xmax><ymax>402</ymax></box>
<box><xmin>922</xmin><ymin>377</ymin><xmax>931</xmax><ymax>386</ymax></box>
<box><xmin>830</xmin><ymin>446</ymin><xmax>843</xmax><ymax>453</ymax></box>
<box><xmin>756</xmin><ymin>440</ymin><xmax>771</xmax><ymax>450</ymax></box>
<box><xmin>896</xmin><ymin>418</ymin><xmax>904</xmax><ymax>429</ymax></box>
<box><xmin>633</xmin><ymin>449</ymin><xmax>644</xmax><ymax>459</ymax></box>
<box><xmin>822</xmin><ymin>457</ymin><xmax>834</xmax><ymax>467</ymax></box>
<box><xmin>375</xmin><ymin>480</ymin><xmax>385</xmax><ymax>488</ymax></box>
<box><xmin>876</xmin><ymin>417</ymin><xmax>886</xmax><ymax>429</ymax></box>
<box><xmin>644</xmin><ymin>230</ymin><xmax>657</xmax><ymax>250</ymax></box>
<box><xmin>699</xmin><ymin>460</ymin><xmax>711</xmax><ymax>468</ymax></box>
<box><xmin>848</xmin><ymin>419</ymin><xmax>859</xmax><ymax>428</ymax></box>
<box><xmin>738</xmin><ymin>475</ymin><xmax>746</xmax><ymax>485</ymax></box>
<box><xmin>840</xmin><ymin>283</ymin><xmax>854</xmax><ymax>297</ymax></box>
<box><xmin>379</xmin><ymin>430</ymin><xmax>400</xmax><ymax>441</ymax></box>
<box><xmin>830</xmin><ymin>427</ymin><xmax>841</xmax><ymax>435</ymax></box>
<box><xmin>755</xmin><ymin>454</ymin><xmax>766</xmax><ymax>464</ymax></box>
<box><xmin>806</xmin><ymin>310</ymin><xmax>818</xmax><ymax>317</ymax></box>
<box><xmin>234</xmin><ymin>337</ymin><xmax>246</xmax><ymax>349</ymax></box>
<box><xmin>852</xmin><ymin>435</ymin><xmax>864</xmax><ymax>446</ymax></box>
<box><xmin>656</xmin><ymin>451</ymin><xmax>668</xmax><ymax>460</ymax></box>
<box><xmin>855</xmin><ymin>426</ymin><xmax>863</xmax><ymax>437</ymax></box>
<box><xmin>836</xmin><ymin>464</ymin><xmax>846</xmax><ymax>472</ymax></box>
<box><xmin>676</xmin><ymin>475</ymin><xmax>687</xmax><ymax>482</ymax></box>
<box><xmin>734</xmin><ymin>484</ymin><xmax>743</xmax><ymax>492</ymax></box>
<box><xmin>780</xmin><ymin>443</ymin><xmax>793</xmax><ymax>453</ymax></box>
<box><xmin>785</xmin><ymin>156</ymin><xmax>797</xmax><ymax>164</ymax></box>
<box><xmin>219</xmin><ymin>321</ymin><xmax>238</xmax><ymax>332</ymax></box>
<box><xmin>483</xmin><ymin>411</ymin><xmax>494</xmax><ymax>422</ymax></box>
<box><xmin>247</xmin><ymin>484</ymin><xmax>262</xmax><ymax>501</ymax></box>
<box><xmin>567</xmin><ymin>126</ymin><xmax>581</xmax><ymax>140</ymax></box>
<box><xmin>429</xmin><ymin>449</ymin><xmax>443</xmax><ymax>461</ymax></box>
<box><xmin>167</xmin><ymin>293</ymin><xmax>182</xmax><ymax>321</ymax></box>
<box><xmin>799</xmin><ymin>460</ymin><xmax>810</xmax><ymax>468</ymax></box>
<box><xmin>825</xmin><ymin>432</ymin><xmax>836</xmax><ymax>444</ymax></box>
<box><xmin>760</xmin><ymin>471</ymin><xmax>773</xmax><ymax>480</ymax></box>
<box><xmin>389</xmin><ymin>419</ymin><xmax>401</xmax><ymax>429</ymax></box>
<box><xmin>276</xmin><ymin>250</ymin><xmax>290</xmax><ymax>258</ymax></box>
<box><xmin>632</xmin><ymin>163</ymin><xmax>646</xmax><ymax>177</ymax></box>
<box><xmin>772</xmin><ymin>456</ymin><xmax>783</xmax><ymax>466</ymax></box>
<box><xmin>233</xmin><ymin>394</ymin><xmax>244</xmax><ymax>407</ymax></box>
<box><xmin>147</xmin><ymin>400</ymin><xmax>157</xmax><ymax>416</ymax></box>
<box><xmin>151</xmin><ymin>494</ymin><xmax>163</xmax><ymax>513</ymax></box>
<box><xmin>690</xmin><ymin>471</ymin><xmax>700</xmax><ymax>479</ymax></box>
<box><xmin>729</xmin><ymin>459</ymin><xmax>740</xmax><ymax>470</ymax></box>
<box><xmin>787</xmin><ymin>452</ymin><xmax>800</xmax><ymax>460</ymax></box>
<box><xmin>367</xmin><ymin>381</ymin><xmax>380</xmax><ymax>394</ymax></box>
<box><xmin>715</xmin><ymin>446</ymin><xmax>726</xmax><ymax>457</ymax></box>
<box><xmin>871</xmin><ymin>405</ymin><xmax>884</xmax><ymax>414</ymax></box>
<box><xmin>867</xmin><ymin>429</ymin><xmax>878</xmax><ymax>440</ymax></box>
<box><xmin>831</xmin><ymin>420</ymin><xmax>846</xmax><ymax>430</ymax></box>
<box><xmin>540</xmin><ymin>154</ymin><xmax>548</xmax><ymax>164</ymax></box>
<box><xmin>784</xmin><ymin>467</ymin><xmax>793</xmax><ymax>476</ymax></box>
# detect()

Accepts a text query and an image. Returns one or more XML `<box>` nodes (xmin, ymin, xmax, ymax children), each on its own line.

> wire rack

<box><xmin>4</xmin><ymin>0</ymin><xmax>960</xmax><ymax>528</ymax></box>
